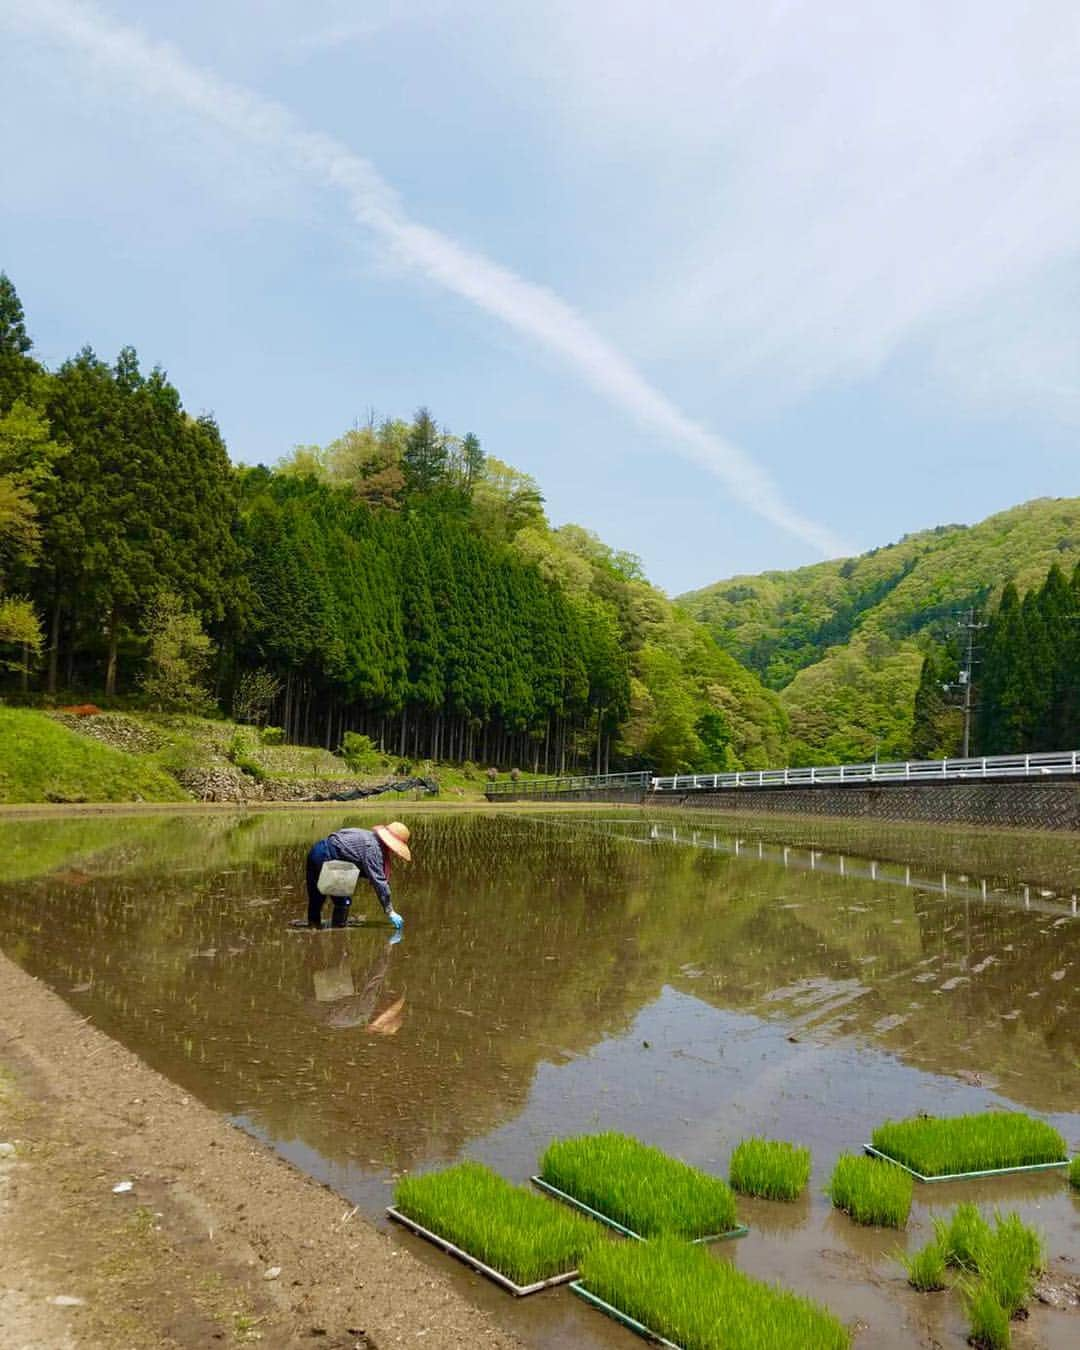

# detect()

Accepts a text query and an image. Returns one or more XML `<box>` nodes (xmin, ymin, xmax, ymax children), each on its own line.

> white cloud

<box><xmin>0</xmin><ymin>0</ymin><xmax>847</xmax><ymax>557</ymax></box>
<box><xmin>508</xmin><ymin>2</ymin><xmax>1080</xmax><ymax>416</ymax></box>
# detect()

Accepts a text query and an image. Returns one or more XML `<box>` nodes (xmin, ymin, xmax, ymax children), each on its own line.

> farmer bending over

<box><xmin>306</xmin><ymin>822</ymin><xmax>412</xmax><ymax>930</ymax></box>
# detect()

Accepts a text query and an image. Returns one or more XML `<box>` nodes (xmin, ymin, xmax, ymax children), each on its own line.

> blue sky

<box><xmin>2</xmin><ymin>1</ymin><xmax>1078</xmax><ymax>593</ymax></box>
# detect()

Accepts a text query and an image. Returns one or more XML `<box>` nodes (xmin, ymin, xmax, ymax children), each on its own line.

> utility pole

<box><xmin>956</xmin><ymin>608</ymin><xmax>987</xmax><ymax>757</ymax></box>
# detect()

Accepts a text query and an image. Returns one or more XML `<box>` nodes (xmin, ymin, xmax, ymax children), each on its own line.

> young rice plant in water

<box><xmin>870</xmin><ymin>1112</ymin><xmax>1066</xmax><ymax>1176</ymax></box>
<box><xmin>1069</xmin><ymin>1155</ymin><xmax>1080</xmax><ymax>1189</ymax></box>
<box><xmin>900</xmin><ymin>1240</ymin><xmax>947</xmax><ymax>1292</ymax></box>
<box><xmin>540</xmin><ymin>1132</ymin><xmax>738</xmax><ymax>1239</ymax></box>
<box><xmin>963</xmin><ymin>1280</ymin><xmax>1012</xmax><ymax>1350</ymax></box>
<box><xmin>394</xmin><ymin>1162</ymin><xmax>599</xmax><ymax>1285</ymax></box>
<box><xmin>929</xmin><ymin>1204</ymin><xmax>1044</xmax><ymax>1344</ymax></box>
<box><xmin>826</xmin><ymin>1154</ymin><xmax>912</xmax><ymax>1228</ymax></box>
<box><xmin>729</xmin><ymin>1138</ymin><xmax>812</xmax><ymax>1201</ymax></box>
<box><xmin>579</xmin><ymin>1235</ymin><xmax>850</xmax><ymax>1350</ymax></box>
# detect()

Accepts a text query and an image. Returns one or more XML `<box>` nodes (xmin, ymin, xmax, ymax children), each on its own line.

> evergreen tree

<box><xmin>0</xmin><ymin>272</ymin><xmax>35</xmax><ymax>411</ymax></box>
<box><xmin>402</xmin><ymin>407</ymin><xmax>447</xmax><ymax>495</ymax></box>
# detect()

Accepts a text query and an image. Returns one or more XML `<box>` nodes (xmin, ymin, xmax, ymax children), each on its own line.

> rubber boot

<box><xmin>330</xmin><ymin>898</ymin><xmax>351</xmax><ymax>929</ymax></box>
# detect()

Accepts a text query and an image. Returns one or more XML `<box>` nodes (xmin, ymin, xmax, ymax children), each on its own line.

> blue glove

<box><xmin>388</xmin><ymin>909</ymin><xmax>404</xmax><ymax>930</ymax></box>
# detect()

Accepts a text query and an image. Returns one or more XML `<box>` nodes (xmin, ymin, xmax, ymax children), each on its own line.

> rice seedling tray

<box><xmin>570</xmin><ymin>1281</ymin><xmax>682</xmax><ymax>1348</ymax></box>
<box><xmin>530</xmin><ymin>1176</ymin><xmax>748</xmax><ymax>1244</ymax></box>
<box><xmin>386</xmin><ymin>1207</ymin><xmax>579</xmax><ymax>1296</ymax></box>
<box><xmin>862</xmin><ymin>1145</ymin><xmax>1070</xmax><ymax>1183</ymax></box>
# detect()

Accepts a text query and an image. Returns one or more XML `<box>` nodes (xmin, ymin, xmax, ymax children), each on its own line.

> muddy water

<box><xmin>1</xmin><ymin>807</ymin><xmax>1078</xmax><ymax>1348</ymax></box>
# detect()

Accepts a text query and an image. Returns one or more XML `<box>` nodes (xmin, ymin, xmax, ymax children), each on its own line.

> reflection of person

<box><xmin>305</xmin><ymin>822</ymin><xmax>412</xmax><ymax>930</ymax></box>
<box><xmin>308</xmin><ymin>933</ymin><xmax>405</xmax><ymax>1031</ymax></box>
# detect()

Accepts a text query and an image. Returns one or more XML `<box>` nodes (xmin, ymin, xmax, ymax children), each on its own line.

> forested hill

<box><xmin>679</xmin><ymin>499</ymin><xmax>1080</xmax><ymax>763</ymax></box>
<box><xmin>0</xmin><ymin>271</ymin><xmax>784</xmax><ymax>776</ymax></box>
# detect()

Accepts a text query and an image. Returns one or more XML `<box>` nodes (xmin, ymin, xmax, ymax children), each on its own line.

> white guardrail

<box><xmin>652</xmin><ymin>750</ymin><xmax>1080</xmax><ymax>792</ymax></box>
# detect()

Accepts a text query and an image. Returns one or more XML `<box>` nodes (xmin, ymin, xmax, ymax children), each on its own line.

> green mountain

<box><xmin>679</xmin><ymin>498</ymin><xmax>1080</xmax><ymax>764</ymax></box>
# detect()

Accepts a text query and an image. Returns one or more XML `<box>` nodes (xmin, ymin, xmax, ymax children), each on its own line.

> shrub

<box><xmin>729</xmin><ymin>1138</ymin><xmax>812</xmax><ymax>1201</ymax></box>
<box><xmin>579</xmin><ymin>1235</ymin><xmax>851</xmax><ymax>1350</ymax></box>
<box><xmin>259</xmin><ymin>725</ymin><xmax>284</xmax><ymax>745</ymax></box>
<box><xmin>339</xmin><ymin>731</ymin><xmax>382</xmax><ymax>773</ymax></box>
<box><xmin>393</xmin><ymin>1162</ymin><xmax>599</xmax><ymax>1286</ymax></box>
<box><xmin>826</xmin><ymin>1154</ymin><xmax>912</xmax><ymax>1228</ymax></box>
<box><xmin>870</xmin><ymin>1112</ymin><xmax>1066</xmax><ymax>1177</ymax></box>
<box><xmin>901</xmin><ymin>1240</ymin><xmax>947</xmax><ymax>1292</ymax></box>
<box><xmin>540</xmin><ymin>1133</ymin><xmax>739</xmax><ymax>1239</ymax></box>
<box><xmin>231</xmin><ymin>668</ymin><xmax>281</xmax><ymax>725</ymax></box>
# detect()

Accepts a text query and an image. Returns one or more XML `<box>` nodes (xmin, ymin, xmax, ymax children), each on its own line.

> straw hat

<box><xmin>374</xmin><ymin>821</ymin><xmax>412</xmax><ymax>862</ymax></box>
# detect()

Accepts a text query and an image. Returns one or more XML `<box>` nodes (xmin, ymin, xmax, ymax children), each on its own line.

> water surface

<box><xmin>1</xmin><ymin>808</ymin><xmax>1077</xmax><ymax>1348</ymax></box>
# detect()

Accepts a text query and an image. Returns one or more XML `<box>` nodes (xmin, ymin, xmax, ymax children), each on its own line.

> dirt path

<box><xmin>0</xmin><ymin>952</ymin><xmax>522</xmax><ymax>1350</ymax></box>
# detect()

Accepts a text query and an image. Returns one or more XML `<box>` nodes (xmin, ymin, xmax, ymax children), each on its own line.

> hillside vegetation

<box><xmin>680</xmin><ymin>499</ymin><xmax>1080</xmax><ymax>763</ymax></box>
<box><xmin>1</xmin><ymin>271</ymin><xmax>781</xmax><ymax>779</ymax></box>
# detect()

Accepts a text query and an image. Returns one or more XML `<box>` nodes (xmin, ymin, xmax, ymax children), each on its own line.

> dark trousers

<box><xmin>306</xmin><ymin>838</ymin><xmax>351</xmax><ymax>928</ymax></box>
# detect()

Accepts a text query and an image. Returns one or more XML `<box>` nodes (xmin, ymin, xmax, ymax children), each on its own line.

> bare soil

<box><xmin>0</xmin><ymin>952</ymin><xmax>522</xmax><ymax>1350</ymax></box>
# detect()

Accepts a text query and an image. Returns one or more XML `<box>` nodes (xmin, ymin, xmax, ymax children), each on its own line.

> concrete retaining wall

<box><xmin>648</xmin><ymin>779</ymin><xmax>1080</xmax><ymax>831</ymax></box>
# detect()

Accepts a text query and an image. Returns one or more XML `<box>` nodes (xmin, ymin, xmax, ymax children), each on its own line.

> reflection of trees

<box><xmin>0</xmin><ymin>811</ymin><xmax>1075</xmax><ymax>1181</ymax></box>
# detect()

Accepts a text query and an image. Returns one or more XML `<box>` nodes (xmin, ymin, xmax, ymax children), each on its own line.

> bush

<box><xmin>540</xmin><ymin>1132</ymin><xmax>739</xmax><ymax>1240</ymax></box>
<box><xmin>394</xmin><ymin>1162</ymin><xmax>599</xmax><ymax>1286</ymax></box>
<box><xmin>231</xmin><ymin>668</ymin><xmax>281</xmax><ymax>725</ymax></box>
<box><xmin>729</xmin><ymin>1138</ymin><xmax>811</xmax><ymax>1201</ymax></box>
<box><xmin>826</xmin><ymin>1154</ymin><xmax>912</xmax><ymax>1228</ymax></box>
<box><xmin>259</xmin><ymin>725</ymin><xmax>284</xmax><ymax>746</ymax></box>
<box><xmin>339</xmin><ymin>731</ymin><xmax>382</xmax><ymax>773</ymax></box>
<box><xmin>579</xmin><ymin>1235</ymin><xmax>851</xmax><ymax>1350</ymax></box>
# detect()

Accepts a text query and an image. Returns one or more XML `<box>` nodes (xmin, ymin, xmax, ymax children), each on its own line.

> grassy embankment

<box><xmin>0</xmin><ymin>706</ymin><xmax>501</xmax><ymax>805</ymax></box>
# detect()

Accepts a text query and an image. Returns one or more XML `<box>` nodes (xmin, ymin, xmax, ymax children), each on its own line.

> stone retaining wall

<box><xmin>648</xmin><ymin>779</ymin><xmax>1080</xmax><ymax>831</ymax></box>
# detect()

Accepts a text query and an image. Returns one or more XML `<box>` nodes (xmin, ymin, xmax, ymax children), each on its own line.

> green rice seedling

<box><xmin>539</xmin><ymin>1132</ymin><xmax>739</xmax><ymax>1239</ymax></box>
<box><xmin>827</xmin><ymin>1153</ymin><xmax>912</xmax><ymax>1228</ymax></box>
<box><xmin>932</xmin><ymin>1203</ymin><xmax>992</xmax><ymax>1270</ymax></box>
<box><xmin>962</xmin><ymin>1280</ymin><xmax>1011</xmax><ymax>1350</ymax></box>
<box><xmin>394</xmin><ymin>1162</ymin><xmax>600</xmax><ymax>1286</ymax></box>
<box><xmin>579</xmin><ymin>1234</ymin><xmax>851</xmax><ymax>1350</ymax></box>
<box><xmin>1069</xmin><ymin>1155</ymin><xmax>1080</xmax><ymax>1189</ymax></box>
<box><xmin>729</xmin><ymin>1138</ymin><xmax>812</xmax><ymax>1201</ymax></box>
<box><xmin>870</xmin><ymin>1112</ymin><xmax>1066</xmax><ymax>1177</ymax></box>
<box><xmin>931</xmin><ymin>1207</ymin><xmax>1042</xmax><ymax>1315</ymax></box>
<box><xmin>990</xmin><ymin>1210</ymin><xmax>1044</xmax><ymax>1280</ymax></box>
<box><xmin>900</xmin><ymin>1239</ymin><xmax>947</xmax><ymax>1292</ymax></box>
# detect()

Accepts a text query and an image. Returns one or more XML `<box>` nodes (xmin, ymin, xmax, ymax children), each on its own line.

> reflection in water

<box><xmin>0</xmin><ymin>809</ymin><xmax>1078</xmax><ymax>1350</ymax></box>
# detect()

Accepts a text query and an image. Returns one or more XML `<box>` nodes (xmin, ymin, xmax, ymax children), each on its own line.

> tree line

<box><xmin>912</xmin><ymin>561</ymin><xmax>1080</xmax><ymax>759</ymax></box>
<box><xmin>2</xmin><ymin>271</ymin><xmax>785</xmax><ymax>774</ymax></box>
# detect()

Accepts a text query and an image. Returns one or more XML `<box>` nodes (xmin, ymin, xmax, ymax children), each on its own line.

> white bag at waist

<box><xmin>317</xmin><ymin>860</ymin><xmax>360</xmax><ymax>896</ymax></box>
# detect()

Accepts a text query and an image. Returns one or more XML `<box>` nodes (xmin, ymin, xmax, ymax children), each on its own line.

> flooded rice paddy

<box><xmin>1</xmin><ymin>807</ymin><xmax>1078</xmax><ymax>1347</ymax></box>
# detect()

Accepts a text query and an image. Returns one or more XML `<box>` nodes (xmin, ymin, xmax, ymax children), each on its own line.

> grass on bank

<box><xmin>870</xmin><ymin>1111</ymin><xmax>1067</xmax><ymax>1177</ymax></box>
<box><xmin>827</xmin><ymin>1154</ymin><xmax>912</xmax><ymax>1228</ymax></box>
<box><xmin>0</xmin><ymin>707</ymin><xmax>186</xmax><ymax>804</ymax></box>
<box><xmin>729</xmin><ymin>1139</ymin><xmax>812</xmax><ymax>1201</ymax></box>
<box><xmin>540</xmin><ymin>1132</ymin><xmax>739</xmax><ymax>1240</ymax></box>
<box><xmin>578</xmin><ymin>1235</ymin><xmax>851</xmax><ymax>1350</ymax></box>
<box><xmin>393</xmin><ymin>1162</ymin><xmax>600</xmax><ymax>1285</ymax></box>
